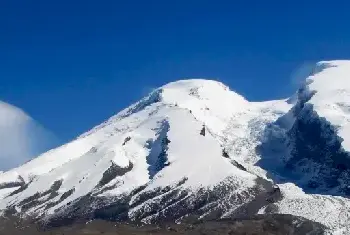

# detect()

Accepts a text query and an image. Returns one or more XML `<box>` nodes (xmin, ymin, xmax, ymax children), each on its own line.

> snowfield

<box><xmin>1</xmin><ymin>61</ymin><xmax>350</xmax><ymax>234</ymax></box>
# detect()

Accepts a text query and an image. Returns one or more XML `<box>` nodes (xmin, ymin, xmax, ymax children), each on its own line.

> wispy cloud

<box><xmin>289</xmin><ymin>61</ymin><xmax>316</xmax><ymax>88</ymax></box>
<box><xmin>141</xmin><ymin>86</ymin><xmax>157</xmax><ymax>97</ymax></box>
<box><xmin>0</xmin><ymin>101</ymin><xmax>59</xmax><ymax>171</ymax></box>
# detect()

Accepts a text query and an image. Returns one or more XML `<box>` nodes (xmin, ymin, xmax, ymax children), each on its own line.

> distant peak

<box><xmin>308</xmin><ymin>60</ymin><xmax>350</xmax><ymax>76</ymax></box>
<box><xmin>316</xmin><ymin>60</ymin><xmax>350</xmax><ymax>67</ymax></box>
<box><xmin>304</xmin><ymin>59</ymin><xmax>350</xmax><ymax>95</ymax></box>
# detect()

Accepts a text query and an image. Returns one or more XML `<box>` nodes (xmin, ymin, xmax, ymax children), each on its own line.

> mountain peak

<box><xmin>159</xmin><ymin>79</ymin><xmax>246</xmax><ymax>106</ymax></box>
<box><xmin>2</xmin><ymin>71</ymin><xmax>350</xmax><ymax>233</ymax></box>
<box><xmin>158</xmin><ymin>79</ymin><xmax>248</xmax><ymax>118</ymax></box>
<box><xmin>160</xmin><ymin>79</ymin><xmax>230</xmax><ymax>92</ymax></box>
<box><xmin>81</xmin><ymin>79</ymin><xmax>249</xmax><ymax>139</ymax></box>
<box><xmin>316</xmin><ymin>59</ymin><xmax>350</xmax><ymax>67</ymax></box>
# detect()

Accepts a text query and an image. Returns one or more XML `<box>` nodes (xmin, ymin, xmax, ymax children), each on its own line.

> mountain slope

<box><xmin>256</xmin><ymin>61</ymin><xmax>350</xmax><ymax>233</ymax></box>
<box><xmin>0</xmin><ymin>80</ymin><xmax>287</xmax><ymax>223</ymax></box>
<box><xmin>0</xmin><ymin>80</ymin><xmax>280</xmax><ymax>222</ymax></box>
<box><xmin>1</xmin><ymin>63</ymin><xmax>350</xmax><ymax>234</ymax></box>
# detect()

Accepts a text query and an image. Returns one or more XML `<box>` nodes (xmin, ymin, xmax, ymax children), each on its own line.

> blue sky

<box><xmin>1</xmin><ymin>1</ymin><xmax>350</xmax><ymax>143</ymax></box>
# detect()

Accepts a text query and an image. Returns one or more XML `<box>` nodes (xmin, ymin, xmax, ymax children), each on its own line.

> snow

<box><xmin>1</xmin><ymin>68</ymin><xmax>350</xmax><ymax>232</ymax></box>
<box><xmin>221</xmin><ymin>99</ymin><xmax>291</xmax><ymax>177</ymax></box>
<box><xmin>258</xmin><ymin>183</ymin><xmax>350</xmax><ymax>234</ymax></box>
<box><xmin>0</xmin><ymin>79</ymin><xmax>263</xmax><ymax>216</ymax></box>
<box><xmin>142</xmin><ymin>107</ymin><xmax>257</xmax><ymax>190</ymax></box>
<box><xmin>305</xmin><ymin>60</ymin><xmax>350</xmax><ymax>151</ymax></box>
<box><xmin>0</xmin><ymin>186</ymin><xmax>20</xmax><ymax>200</ymax></box>
<box><xmin>160</xmin><ymin>79</ymin><xmax>249</xmax><ymax>135</ymax></box>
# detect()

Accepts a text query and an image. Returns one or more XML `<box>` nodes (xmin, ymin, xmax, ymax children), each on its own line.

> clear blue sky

<box><xmin>1</xmin><ymin>0</ymin><xmax>350</xmax><ymax>143</ymax></box>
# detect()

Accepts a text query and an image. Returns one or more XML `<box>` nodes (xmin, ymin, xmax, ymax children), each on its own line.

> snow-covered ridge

<box><xmin>254</xmin><ymin>60</ymin><xmax>350</xmax><ymax>233</ymax></box>
<box><xmin>0</xmin><ymin>79</ymin><xmax>287</xmax><ymax>219</ymax></box>
<box><xmin>1</xmin><ymin>61</ymin><xmax>350</xmax><ymax>234</ymax></box>
<box><xmin>81</xmin><ymin>79</ymin><xmax>249</xmax><ymax>138</ymax></box>
<box><xmin>305</xmin><ymin>60</ymin><xmax>350</xmax><ymax>151</ymax></box>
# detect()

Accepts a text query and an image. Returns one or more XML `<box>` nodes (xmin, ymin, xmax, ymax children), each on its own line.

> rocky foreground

<box><xmin>0</xmin><ymin>214</ymin><xmax>326</xmax><ymax>235</ymax></box>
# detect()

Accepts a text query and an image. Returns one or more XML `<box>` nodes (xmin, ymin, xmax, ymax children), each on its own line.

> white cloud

<box><xmin>290</xmin><ymin>61</ymin><xmax>316</xmax><ymax>88</ymax></box>
<box><xmin>141</xmin><ymin>86</ymin><xmax>157</xmax><ymax>97</ymax></box>
<box><xmin>0</xmin><ymin>101</ymin><xmax>58</xmax><ymax>171</ymax></box>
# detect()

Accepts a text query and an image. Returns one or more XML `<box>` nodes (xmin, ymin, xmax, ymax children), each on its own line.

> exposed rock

<box><xmin>0</xmin><ymin>214</ymin><xmax>327</xmax><ymax>235</ymax></box>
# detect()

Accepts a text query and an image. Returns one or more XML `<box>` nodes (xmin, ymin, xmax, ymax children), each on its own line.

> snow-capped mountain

<box><xmin>1</xmin><ymin>61</ymin><xmax>350</xmax><ymax>234</ymax></box>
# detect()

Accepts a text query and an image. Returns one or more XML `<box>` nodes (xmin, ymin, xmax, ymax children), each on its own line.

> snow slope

<box><xmin>0</xmin><ymin>80</ymin><xmax>270</xmax><ymax>216</ymax></box>
<box><xmin>1</xmin><ymin>63</ymin><xmax>350</xmax><ymax>234</ymax></box>
<box><xmin>256</xmin><ymin>61</ymin><xmax>350</xmax><ymax>234</ymax></box>
<box><xmin>305</xmin><ymin>60</ymin><xmax>350</xmax><ymax>151</ymax></box>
